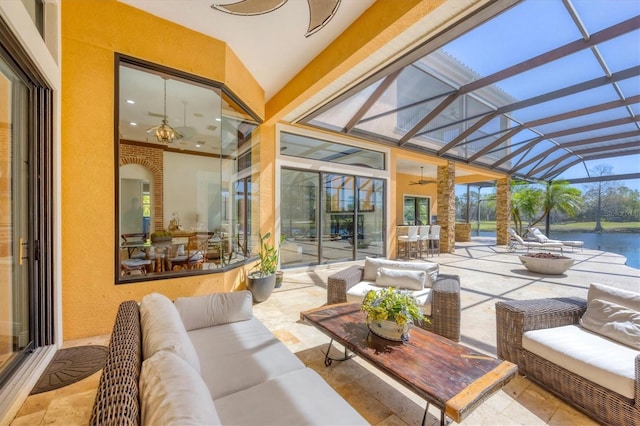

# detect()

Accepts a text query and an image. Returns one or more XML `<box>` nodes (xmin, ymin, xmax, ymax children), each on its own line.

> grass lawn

<box><xmin>468</xmin><ymin>221</ymin><xmax>640</xmax><ymax>233</ymax></box>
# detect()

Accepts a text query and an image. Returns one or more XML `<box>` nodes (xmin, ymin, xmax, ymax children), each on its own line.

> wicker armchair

<box><xmin>327</xmin><ymin>265</ymin><xmax>460</xmax><ymax>341</ymax></box>
<box><xmin>496</xmin><ymin>297</ymin><xmax>640</xmax><ymax>426</ymax></box>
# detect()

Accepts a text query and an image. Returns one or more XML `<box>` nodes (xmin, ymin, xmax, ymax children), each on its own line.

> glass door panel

<box><xmin>281</xmin><ymin>169</ymin><xmax>318</xmax><ymax>267</ymax></box>
<box><xmin>356</xmin><ymin>177</ymin><xmax>385</xmax><ymax>259</ymax></box>
<box><xmin>322</xmin><ymin>174</ymin><xmax>355</xmax><ymax>263</ymax></box>
<box><xmin>0</xmin><ymin>61</ymin><xmax>30</xmax><ymax>379</ymax></box>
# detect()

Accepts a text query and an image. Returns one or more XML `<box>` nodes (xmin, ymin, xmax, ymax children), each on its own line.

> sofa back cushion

<box><xmin>580</xmin><ymin>298</ymin><xmax>640</xmax><ymax>350</ymax></box>
<box><xmin>587</xmin><ymin>283</ymin><xmax>640</xmax><ymax>310</ymax></box>
<box><xmin>363</xmin><ymin>257</ymin><xmax>438</xmax><ymax>286</ymax></box>
<box><xmin>175</xmin><ymin>291</ymin><xmax>253</xmax><ymax>331</ymax></box>
<box><xmin>140</xmin><ymin>350</ymin><xmax>220</xmax><ymax>425</ymax></box>
<box><xmin>376</xmin><ymin>267</ymin><xmax>426</xmax><ymax>290</ymax></box>
<box><xmin>140</xmin><ymin>293</ymin><xmax>201</xmax><ymax>373</ymax></box>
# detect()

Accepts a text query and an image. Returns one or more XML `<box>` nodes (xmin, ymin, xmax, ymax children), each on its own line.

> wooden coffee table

<box><xmin>301</xmin><ymin>303</ymin><xmax>517</xmax><ymax>425</ymax></box>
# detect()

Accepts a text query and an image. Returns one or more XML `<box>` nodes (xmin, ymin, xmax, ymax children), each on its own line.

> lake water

<box><xmin>472</xmin><ymin>230</ymin><xmax>640</xmax><ymax>270</ymax></box>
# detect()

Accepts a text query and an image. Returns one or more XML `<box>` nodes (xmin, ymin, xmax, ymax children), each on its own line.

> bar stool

<box><xmin>428</xmin><ymin>225</ymin><xmax>441</xmax><ymax>256</ymax></box>
<box><xmin>398</xmin><ymin>226</ymin><xmax>419</xmax><ymax>259</ymax></box>
<box><xmin>418</xmin><ymin>225</ymin><xmax>430</xmax><ymax>257</ymax></box>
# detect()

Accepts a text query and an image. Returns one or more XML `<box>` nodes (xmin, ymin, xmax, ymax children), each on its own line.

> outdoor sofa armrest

<box><xmin>418</xmin><ymin>273</ymin><xmax>461</xmax><ymax>342</ymax></box>
<box><xmin>327</xmin><ymin>265</ymin><xmax>364</xmax><ymax>305</ymax></box>
<box><xmin>495</xmin><ymin>297</ymin><xmax>586</xmax><ymax>364</ymax></box>
<box><xmin>90</xmin><ymin>300</ymin><xmax>142</xmax><ymax>426</ymax></box>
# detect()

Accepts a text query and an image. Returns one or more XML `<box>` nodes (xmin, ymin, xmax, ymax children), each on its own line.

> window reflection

<box><xmin>116</xmin><ymin>58</ymin><xmax>259</xmax><ymax>282</ymax></box>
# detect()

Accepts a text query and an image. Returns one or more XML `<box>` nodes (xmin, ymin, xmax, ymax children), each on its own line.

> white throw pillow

<box><xmin>580</xmin><ymin>298</ymin><xmax>640</xmax><ymax>350</ymax></box>
<box><xmin>140</xmin><ymin>350</ymin><xmax>220</xmax><ymax>426</ymax></box>
<box><xmin>587</xmin><ymin>283</ymin><xmax>640</xmax><ymax>311</ymax></box>
<box><xmin>174</xmin><ymin>291</ymin><xmax>253</xmax><ymax>331</ymax></box>
<box><xmin>140</xmin><ymin>293</ymin><xmax>201</xmax><ymax>373</ymax></box>
<box><xmin>363</xmin><ymin>257</ymin><xmax>438</xmax><ymax>285</ymax></box>
<box><xmin>376</xmin><ymin>267</ymin><xmax>426</xmax><ymax>290</ymax></box>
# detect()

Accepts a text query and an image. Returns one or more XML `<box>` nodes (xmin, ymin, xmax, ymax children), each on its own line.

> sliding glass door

<box><xmin>281</xmin><ymin>168</ymin><xmax>385</xmax><ymax>267</ymax></box>
<box><xmin>0</xmin><ymin>58</ymin><xmax>32</xmax><ymax>381</ymax></box>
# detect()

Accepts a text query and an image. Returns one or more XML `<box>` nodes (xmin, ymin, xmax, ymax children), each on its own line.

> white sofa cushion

<box><xmin>188</xmin><ymin>316</ymin><xmax>305</xmax><ymax>399</ymax></box>
<box><xmin>523</xmin><ymin>324</ymin><xmax>639</xmax><ymax>399</ymax></box>
<box><xmin>347</xmin><ymin>281</ymin><xmax>432</xmax><ymax>315</ymax></box>
<box><xmin>174</xmin><ymin>291</ymin><xmax>253</xmax><ymax>331</ymax></box>
<box><xmin>140</xmin><ymin>293</ymin><xmax>201</xmax><ymax>373</ymax></box>
<box><xmin>363</xmin><ymin>257</ymin><xmax>438</xmax><ymax>286</ymax></box>
<box><xmin>587</xmin><ymin>282</ymin><xmax>640</xmax><ymax>310</ymax></box>
<box><xmin>214</xmin><ymin>368</ymin><xmax>368</xmax><ymax>425</ymax></box>
<box><xmin>376</xmin><ymin>267</ymin><xmax>426</xmax><ymax>290</ymax></box>
<box><xmin>580</xmin><ymin>298</ymin><xmax>640</xmax><ymax>350</ymax></box>
<box><xmin>140</xmin><ymin>350</ymin><xmax>220</xmax><ymax>426</ymax></box>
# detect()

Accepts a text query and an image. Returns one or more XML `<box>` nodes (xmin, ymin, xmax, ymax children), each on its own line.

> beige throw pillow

<box><xmin>580</xmin><ymin>298</ymin><xmax>640</xmax><ymax>350</ymax></box>
<box><xmin>174</xmin><ymin>291</ymin><xmax>253</xmax><ymax>331</ymax></box>
<box><xmin>587</xmin><ymin>283</ymin><xmax>640</xmax><ymax>311</ymax></box>
<box><xmin>363</xmin><ymin>257</ymin><xmax>438</xmax><ymax>286</ymax></box>
<box><xmin>140</xmin><ymin>350</ymin><xmax>220</xmax><ymax>426</ymax></box>
<box><xmin>140</xmin><ymin>293</ymin><xmax>201</xmax><ymax>373</ymax></box>
<box><xmin>376</xmin><ymin>267</ymin><xmax>426</xmax><ymax>290</ymax></box>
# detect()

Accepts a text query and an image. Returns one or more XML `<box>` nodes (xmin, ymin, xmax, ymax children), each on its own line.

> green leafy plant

<box><xmin>361</xmin><ymin>287</ymin><xmax>425</xmax><ymax>326</ymax></box>
<box><xmin>251</xmin><ymin>232</ymin><xmax>279</xmax><ymax>278</ymax></box>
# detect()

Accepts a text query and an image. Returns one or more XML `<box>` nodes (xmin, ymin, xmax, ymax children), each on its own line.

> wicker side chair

<box><xmin>90</xmin><ymin>300</ymin><xmax>142</xmax><ymax>426</ymax></box>
<box><xmin>495</xmin><ymin>297</ymin><xmax>640</xmax><ymax>426</ymax></box>
<box><xmin>327</xmin><ymin>265</ymin><xmax>461</xmax><ymax>341</ymax></box>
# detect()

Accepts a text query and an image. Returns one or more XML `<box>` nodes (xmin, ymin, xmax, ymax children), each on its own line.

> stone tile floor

<box><xmin>8</xmin><ymin>240</ymin><xmax>640</xmax><ymax>425</ymax></box>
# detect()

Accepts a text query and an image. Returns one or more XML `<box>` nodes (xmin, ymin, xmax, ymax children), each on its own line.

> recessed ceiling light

<box><xmin>130</xmin><ymin>122</ymin><xmax>137</xmax><ymax>126</ymax></box>
<box><xmin>215</xmin><ymin>118</ymin><xmax>221</xmax><ymax>122</ymax></box>
<box><xmin>126</xmin><ymin>99</ymin><xmax>135</xmax><ymax>104</ymax></box>
<box><xmin>196</xmin><ymin>144</ymin><xmax>201</xmax><ymax>148</ymax></box>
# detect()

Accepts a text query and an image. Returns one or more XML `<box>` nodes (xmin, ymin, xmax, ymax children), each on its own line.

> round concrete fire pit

<box><xmin>519</xmin><ymin>253</ymin><xmax>574</xmax><ymax>275</ymax></box>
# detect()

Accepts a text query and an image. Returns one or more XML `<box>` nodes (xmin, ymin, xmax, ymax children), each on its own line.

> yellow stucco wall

<box><xmin>61</xmin><ymin>0</ymin><xmax>263</xmax><ymax>340</ymax></box>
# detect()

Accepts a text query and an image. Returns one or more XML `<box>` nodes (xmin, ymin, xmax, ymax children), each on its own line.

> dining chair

<box><xmin>167</xmin><ymin>233</ymin><xmax>211</xmax><ymax>271</ymax></box>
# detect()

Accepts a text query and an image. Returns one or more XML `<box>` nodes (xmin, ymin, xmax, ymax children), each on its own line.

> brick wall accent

<box><xmin>496</xmin><ymin>177</ymin><xmax>511</xmax><ymax>245</ymax></box>
<box><xmin>119</xmin><ymin>143</ymin><xmax>164</xmax><ymax>231</ymax></box>
<box><xmin>437</xmin><ymin>161</ymin><xmax>456</xmax><ymax>253</ymax></box>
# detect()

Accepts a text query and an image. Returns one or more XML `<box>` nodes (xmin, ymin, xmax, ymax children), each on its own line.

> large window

<box><xmin>116</xmin><ymin>56</ymin><xmax>259</xmax><ymax>283</ymax></box>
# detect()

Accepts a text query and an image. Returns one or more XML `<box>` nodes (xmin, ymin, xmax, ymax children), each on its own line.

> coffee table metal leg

<box><xmin>422</xmin><ymin>402</ymin><xmax>450</xmax><ymax>426</ymax></box>
<box><xmin>323</xmin><ymin>339</ymin><xmax>354</xmax><ymax>366</ymax></box>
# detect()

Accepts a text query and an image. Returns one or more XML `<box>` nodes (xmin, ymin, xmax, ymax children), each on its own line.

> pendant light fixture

<box><xmin>146</xmin><ymin>78</ymin><xmax>182</xmax><ymax>144</ymax></box>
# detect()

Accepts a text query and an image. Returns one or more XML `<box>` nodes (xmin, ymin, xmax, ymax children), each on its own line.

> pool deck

<box><xmin>9</xmin><ymin>239</ymin><xmax>640</xmax><ymax>425</ymax></box>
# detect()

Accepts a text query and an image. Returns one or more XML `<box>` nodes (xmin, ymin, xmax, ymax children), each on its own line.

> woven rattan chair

<box><xmin>327</xmin><ymin>265</ymin><xmax>461</xmax><ymax>341</ymax></box>
<box><xmin>495</xmin><ymin>297</ymin><xmax>640</xmax><ymax>426</ymax></box>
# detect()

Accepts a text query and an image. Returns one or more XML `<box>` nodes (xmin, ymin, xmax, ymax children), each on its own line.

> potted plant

<box><xmin>246</xmin><ymin>232</ymin><xmax>279</xmax><ymax>303</ymax></box>
<box><xmin>361</xmin><ymin>287</ymin><xmax>425</xmax><ymax>341</ymax></box>
<box><xmin>150</xmin><ymin>230</ymin><xmax>173</xmax><ymax>243</ymax></box>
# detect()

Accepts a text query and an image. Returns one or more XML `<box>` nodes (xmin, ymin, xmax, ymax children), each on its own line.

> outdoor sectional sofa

<box><xmin>327</xmin><ymin>257</ymin><xmax>461</xmax><ymax>341</ymax></box>
<box><xmin>90</xmin><ymin>291</ymin><xmax>367</xmax><ymax>425</ymax></box>
<box><xmin>496</xmin><ymin>283</ymin><xmax>640</xmax><ymax>426</ymax></box>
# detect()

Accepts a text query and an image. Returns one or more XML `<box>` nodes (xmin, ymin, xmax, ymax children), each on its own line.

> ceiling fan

<box><xmin>409</xmin><ymin>167</ymin><xmax>437</xmax><ymax>185</ymax></box>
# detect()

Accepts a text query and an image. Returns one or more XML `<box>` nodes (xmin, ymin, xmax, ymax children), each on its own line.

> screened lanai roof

<box><xmin>301</xmin><ymin>0</ymin><xmax>640</xmax><ymax>184</ymax></box>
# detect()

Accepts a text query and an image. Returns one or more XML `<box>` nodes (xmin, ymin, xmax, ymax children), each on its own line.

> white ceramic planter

<box><xmin>367</xmin><ymin>318</ymin><xmax>410</xmax><ymax>341</ymax></box>
<box><xmin>519</xmin><ymin>255</ymin><xmax>574</xmax><ymax>275</ymax></box>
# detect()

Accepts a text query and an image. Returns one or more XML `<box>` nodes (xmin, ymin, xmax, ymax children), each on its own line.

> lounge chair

<box><xmin>528</xmin><ymin>227</ymin><xmax>584</xmax><ymax>252</ymax></box>
<box><xmin>507</xmin><ymin>228</ymin><xmax>564</xmax><ymax>253</ymax></box>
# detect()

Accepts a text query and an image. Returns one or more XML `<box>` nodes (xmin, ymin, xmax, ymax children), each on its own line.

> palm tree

<box><xmin>511</xmin><ymin>181</ymin><xmax>582</xmax><ymax>236</ymax></box>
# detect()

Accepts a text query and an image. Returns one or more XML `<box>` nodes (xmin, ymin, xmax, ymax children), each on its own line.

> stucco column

<box><xmin>437</xmin><ymin>161</ymin><xmax>455</xmax><ymax>253</ymax></box>
<box><xmin>496</xmin><ymin>177</ymin><xmax>511</xmax><ymax>245</ymax></box>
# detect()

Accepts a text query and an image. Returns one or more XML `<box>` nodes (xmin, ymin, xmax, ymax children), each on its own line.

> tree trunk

<box><xmin>594</xmin><ymin>184</ymin><xmax>604</xmax><ymax>232</ymax></box>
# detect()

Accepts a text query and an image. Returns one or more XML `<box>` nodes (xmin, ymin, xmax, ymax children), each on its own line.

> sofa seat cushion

<box><xmin>140</xmin><ymin>350</ymin><xmax>220</xmax><ymax>426</ymax></box>
<box><xmin>346</xmin><ymin>281</ymin><xmax>432</xmax><ymax>315</ymax></box>
<box><xmin>523</xmin><ymin>324</ymin><xmax>639</xmax><ymax>399</ymax></box>
<box><xmin>363</xmin><ymin>257</ymin><xmax>439</xmax><ymax>285</ymax></box>
<box><xmin>214</xmin><ymin>368</ymin><xmax>368</xmax><ymax>425</ymax></box>
<box><xmin>188</xmin><ymin>317</ymin><xmax>305</xmax><ymax>399</ymax></box>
